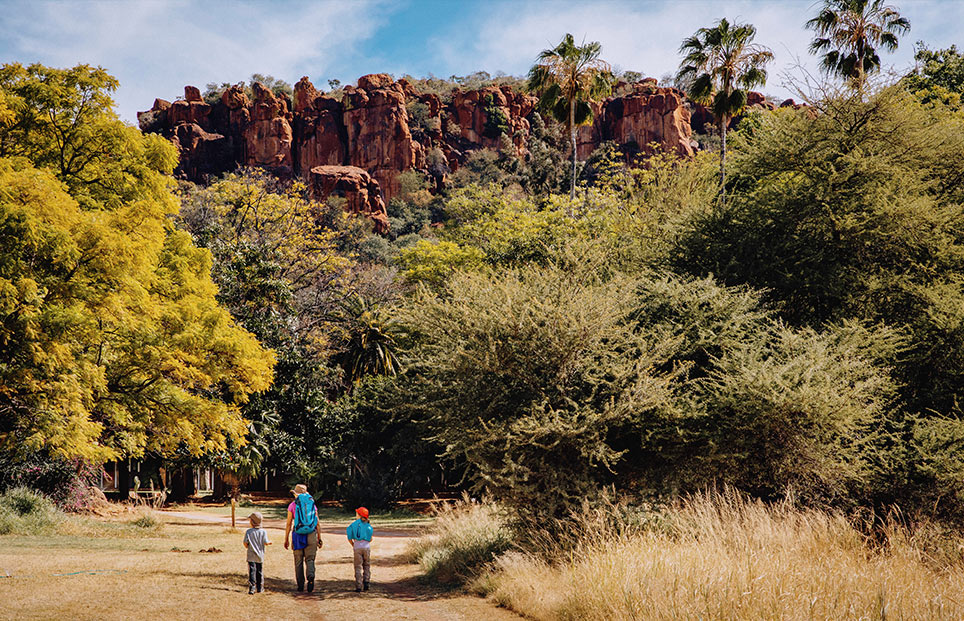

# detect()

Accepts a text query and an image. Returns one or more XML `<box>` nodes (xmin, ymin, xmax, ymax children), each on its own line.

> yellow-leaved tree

<box><xmin>0</xmin><ymin>63</ymin><xmax>274</xmax><ymax>461</ymax></box>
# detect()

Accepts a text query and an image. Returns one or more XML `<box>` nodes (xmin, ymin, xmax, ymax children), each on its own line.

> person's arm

<box><xmin>284</xmin><ymin>510</ymin><xmax>293</xmax><ymax>550</ymax></box>
<box><xmin>347</xmin><ymin>522</ymin><xmax>354</xmax><ymax>546</ymax></box>
<box><xmin>243</xmin><ymin>532</ymin><xmax>249</xmax><ymax>548</ymax></box>
<box><xmin>315</xmin><ymin>507</ymin><xmax>322</xmax><ymax>538</ymax></box>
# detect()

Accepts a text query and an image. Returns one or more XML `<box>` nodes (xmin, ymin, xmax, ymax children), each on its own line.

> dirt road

<box><xmin>162</xmin><ymin>509</ymin><xmax>521</xmax><ymax>621</ymax></box>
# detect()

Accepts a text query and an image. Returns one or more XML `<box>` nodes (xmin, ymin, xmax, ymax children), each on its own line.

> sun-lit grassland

<box><xmin>1</xmin><ymin>523</ymin><xmax>300</xmax><ymax>620</ymax></box>
<box><xmin>1</xmin><ymin>508</ymin><xmax>436</xmax><ymax>621</ymax></box>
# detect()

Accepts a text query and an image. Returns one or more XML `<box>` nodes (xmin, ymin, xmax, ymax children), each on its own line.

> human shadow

<box><xmin>157</xmin><ymin>568</ymin><xmax>468</xmax><ymax>602</ymax></box>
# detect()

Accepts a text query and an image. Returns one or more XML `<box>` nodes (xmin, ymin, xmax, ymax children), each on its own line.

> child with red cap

<box><xmin>346</xmin><ymin>506</ymin><xmax>373</xmax><ymax>592</ymax></box>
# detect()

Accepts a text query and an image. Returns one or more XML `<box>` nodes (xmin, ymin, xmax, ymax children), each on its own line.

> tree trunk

<box><xmin>719</xmin><ymin>118</ymin><xmax>727</xmax><ymax>201</ymax></box>
<box><xmin>570</xmin><ymin>99</ymin><xmax>577</xmax><ymax>201</ymax></box>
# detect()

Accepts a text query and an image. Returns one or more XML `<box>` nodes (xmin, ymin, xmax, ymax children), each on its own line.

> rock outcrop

<box><xmin>577</xmin><ymin>81</ymin><xmax>694</xmax><ymax>159</ymax></box>
<box><xmin>309</xmin><ymin>165</ymin><xmax>389</xmax><ymax>234</ymax></box>
<box><xmin>139</xmin><ymin>75</ymin><xmax>777</xmax><ymax>231</ymax></box>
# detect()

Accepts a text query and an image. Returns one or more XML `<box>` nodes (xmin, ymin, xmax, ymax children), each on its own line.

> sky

<box><xmin>1</xmin><ymin>0</ymin><xmax>962</xmax><ymax>123</ymax></box>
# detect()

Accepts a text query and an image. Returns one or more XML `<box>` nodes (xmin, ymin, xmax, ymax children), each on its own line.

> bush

<box><xmin>408</xmin><ymin>497</ymin><xmax>512</xmax><ymax>585</ymax></box>
<box><xmin>0</xmin><ymin>451</ymin><xmax>101</xmax><ymax>511</ymax></box>
<box><xmin>0</xmin><ymin>487</ymin><xmax>64</xmax><ymax>534</ymax></box>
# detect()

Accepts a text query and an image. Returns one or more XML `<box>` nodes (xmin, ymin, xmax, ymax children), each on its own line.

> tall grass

<box><xmin>482</xmin><ymin>491</ymin><xmax>964</xmax><ymax>620</ymax></box>
<box><xmin>407</xmin><ymin>495</ymin><xmax>512</xmax><ymax>585</ymax></box>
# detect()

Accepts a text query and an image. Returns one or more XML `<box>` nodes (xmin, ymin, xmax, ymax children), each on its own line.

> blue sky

<box><xmin>2</xmin><ymin>0</ymin><xmax>962</xmax><ymax>123</ymax></box>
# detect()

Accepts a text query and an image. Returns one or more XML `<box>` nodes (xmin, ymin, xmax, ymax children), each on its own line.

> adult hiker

<box><xmin>346</xmin><ymin>506</ymin><xmax>373</xmax><ymax>592</ymax></box>
<box><xmin>284</xmin><ymin>483</ymin><xmax>322</xmax><ymax>592</ymax></box>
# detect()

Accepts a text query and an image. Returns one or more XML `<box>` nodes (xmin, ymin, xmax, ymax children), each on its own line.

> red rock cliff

<box><xmin>139</xmin><ymin>74</ymin><xmax>741</xmax><ymax>229</ymax></box>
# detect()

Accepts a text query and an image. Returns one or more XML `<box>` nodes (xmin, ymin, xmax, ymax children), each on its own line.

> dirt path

<box><xmin>162</xmin><ymin>509</ymin><xmax>521</xmax><ymax>621</ymax></box>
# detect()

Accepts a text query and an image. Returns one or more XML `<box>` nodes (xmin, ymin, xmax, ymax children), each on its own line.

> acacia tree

<box><xmin>527</xmin><ymin>33</ymin><xmax>614</xmax><ymax>200</ymax></box>
<box><xmin>677</xmin><ymin>19</ymin><xmax>773</xmax><ymax>196</ymax></box>
<box><xmin>807</xmin><ymin>0</ymin><xmax>910</xmax><ymax>94</ymax></box>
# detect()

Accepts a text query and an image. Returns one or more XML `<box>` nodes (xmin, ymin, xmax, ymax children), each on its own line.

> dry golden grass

<box><xmin>0</xmin><ymin>508</ymin><xmax>523</xmax><ymax>621</ymax></box>
<box><xmin>484</xmin><ymin>493</ymin><xmax>964</xmax><ymax>620</ymax></box>
<box><xmin>0</xmin><ymin>521</ymin><xmax>310</xmax><ymax>621</ymax></box>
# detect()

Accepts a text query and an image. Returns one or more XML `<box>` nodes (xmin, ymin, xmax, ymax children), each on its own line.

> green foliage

<box><xmin>405</xmin><ymin>100</ymin><xmax>439</xmax><ymax>133</ymax></box>
<box><xmin>482</xmin><ymin>93</ymin><xmax>510</xmax><ymax>138</ymax></box>
<box><xmin>335</xmin><ymin>296</ymin><xmax>402</xmax><ymax>385</ymax></box>
<box><xmin>673</xmin><ymin>88</ymin><xmax>964</xmax><ymax>418</ymax></box>
<box><xmin>203</xmin><ymin>74</ymin><xmax>292</xmax><ymax>104</ymax></box>
<box><xmin>0</xmin><ymin>63</ymin><xmax>178</xmax><ymax>210</ymax></box>
<box><xmin>396</xmin><ymin>264</ymin><xmax>679</xmax><ymax>522</ymax></box>
<box><xmin>904</xmin><ymin>43</ymin><xmax>964</xmax><ymax>107</ymax></box>
<box><xmin>176</xmin><ymin>170</ymin><xmax>363</xmax><ymax>483</ymax></box>
<box><xmin>397</xmin><ymin>239</ymin><xmax>485</xmax><ymax>288</ymax></box>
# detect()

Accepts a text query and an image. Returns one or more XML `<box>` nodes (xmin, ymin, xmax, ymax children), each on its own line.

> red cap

<box><xmin>356</xmin><ymin>507</ymin><xmax>369</xmax><ymax>519</ymax></box>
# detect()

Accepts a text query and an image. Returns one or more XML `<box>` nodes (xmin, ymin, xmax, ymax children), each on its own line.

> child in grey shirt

<box><xmin>243</xmin><ymin>512</ymin><xmax>271</xmax><ymax>594</ymax></box>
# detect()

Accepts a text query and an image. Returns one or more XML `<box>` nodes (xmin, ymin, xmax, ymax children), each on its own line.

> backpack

<box><xmin>294</xmin><ymin>493</ymin><xmax>318</xmax><ymax>535</ymax></box>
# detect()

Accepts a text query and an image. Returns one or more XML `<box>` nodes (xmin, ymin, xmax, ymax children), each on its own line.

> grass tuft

<box><xmin>407</xmin><ymin>495</ymin><xmax>512</xmax><ymax>586</ymax></box>
<box><xmin>128</xmin><ymin>509</ymin><xmax>162</xmax><ymax>531</ymax></box>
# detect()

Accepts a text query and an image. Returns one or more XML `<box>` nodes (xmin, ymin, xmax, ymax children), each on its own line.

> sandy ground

<box><xmin>164</xmin><ymin>509</ymin><xmax>523</xmax><ymax>621</ymax></box>
<box><xmin>0</xmin><ymin>509</ymin><xmax>521</xmax><ymax>621</ymax></box>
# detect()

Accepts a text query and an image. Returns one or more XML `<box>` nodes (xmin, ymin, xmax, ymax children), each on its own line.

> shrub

<box><xmin>408</xmin><ymin>497</ymin><xmax>512</xmax><ymax>585</ymax></box>
<box><xmin>0</xmin><ymin>451</ymin><xmax>101</xmax><ymax>511</ymax></box>
<box><xmin>0</xmin><ymin>487</ymin><xmax>64</xmax><ymax>534</ymax></box>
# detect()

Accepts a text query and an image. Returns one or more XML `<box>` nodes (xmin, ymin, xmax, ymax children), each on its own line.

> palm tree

<box><xmin>806</xmin><ymin>0</ymin><xmax>910</xmax><ymax>93</ymax></box>
<box><xmin>677</xmin><ymin>19</ymin><xmax>773</xmax><ymax>197</ymax></box>
<box><xmin>527</xmin><ymin>33</ymin><xmax>614</xmax><ymax>200</ymax></box>
<box><xmin>337</xmin><ymin>295</ymin><xmax>401</xmax><ymax>386</ymax></box>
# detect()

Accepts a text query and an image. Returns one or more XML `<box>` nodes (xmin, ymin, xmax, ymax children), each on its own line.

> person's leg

<box><xmin>304</xmin><ymin>532</ymin><xmax>318</xmax><ymax>592</ymax></box>
<box><xmin>247</xmin><ymin>561</ymin><xmax>257</xmax><ymax>594</ymax></box>
<box><xmin>353</xmin><ymin>548</ymin><xmax>363</xmax><ymax>591</ymax></box>
<box><xmin>293</xmin><ymin>549</ymin><xmax>305</xmax><ymax>591</ymax></box>
<box><xmin>256</xmin><ymin>562</ymin><xmax>264</xmax><ymax>592</ymax></box>
<box><xmin>362</xmin><ymin>548</ymin><xmax>371</xmax><ymax>590</ymax></box>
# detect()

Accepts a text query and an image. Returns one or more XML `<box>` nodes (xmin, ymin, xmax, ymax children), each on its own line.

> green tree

<box><xmin>904</xmin><ymin>43</ymin><xmax>964</xmax><ymax>107</ymax></box>
<box><xmin>671</xmin><ymin>86</ymin><xmax>964</xmax><ymax>486</ymax></box>
<box><xmin>676</xmin><ymin>18</ymin><xmax>773</xmax><ymax>195</ymax></box>
<box><xmin>806</xmin><ymin>0</ymin><xmax>910</xmax><ymax>93</ymax></box>
<box><xmin>527</xmin><ymin>33</ymin><xmax>614</xmax><ymax>200</ymax></box>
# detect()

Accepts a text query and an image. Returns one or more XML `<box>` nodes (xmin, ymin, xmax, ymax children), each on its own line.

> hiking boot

<box><xmin>307</xmin><ymin>580</ymin><xmax>314</xmax><ymax>593</ymax></box>
<box><xmin>355</xmin><ymin>587</ymin><xmax>362</xmax><ymax>593</ymax></box>
<box><xmin>297</xmin><ymin>585</ymin><xmax>304</xmax><ymax>592</ymax></box>
<box><xmin>363</xmin><ymin>582</ymin><xmax>370</xmax><ymax>592</ymax></box>
<box><xmin>248</xmin><ymin>588</ymin><xmax>255</xmax><ymax>595</ymax></box>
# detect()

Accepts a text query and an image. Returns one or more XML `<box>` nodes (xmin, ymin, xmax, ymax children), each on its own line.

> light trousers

<box><xmin>353</xmin><ymin>546</ymin><xmax>371</xmax><ymax>589</ymax></box>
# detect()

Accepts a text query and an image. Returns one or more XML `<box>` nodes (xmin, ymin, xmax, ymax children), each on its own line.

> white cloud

<box><xmin>1</xmin><ymin>0</ymin><xmax>392</xmax><ymax>122</ymax></box>
<box><xmin>2</xmin><ymin>0</ymin><xmax>962</xmax><ymax>122</ymax></box>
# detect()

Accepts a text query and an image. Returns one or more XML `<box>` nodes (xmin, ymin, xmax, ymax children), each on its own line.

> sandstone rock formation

<box><xmin>577</xmin><ymin>82</ymin><xmax>694</xmax><ymax>159</ymax></box>
<box><xmin>139</xmin><ymin>74</ymin><xmax>775</xmax><ymax>232</ymax></box>
<box><xmin>309</xmin><ymin>165</ymin><xmax>389</xmax><ymax>233</ymax></box>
